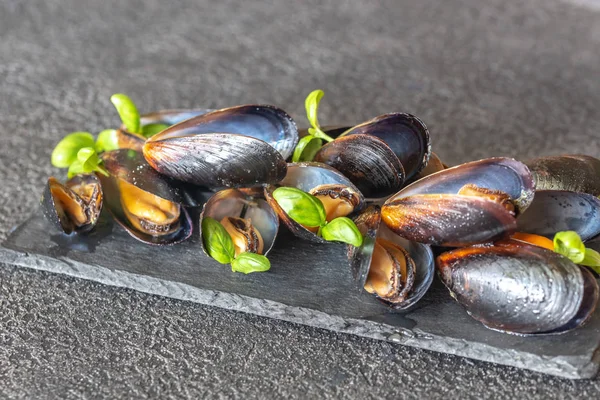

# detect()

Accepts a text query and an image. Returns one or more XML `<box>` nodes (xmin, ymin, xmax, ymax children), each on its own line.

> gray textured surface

<box><xmin>1</xmin><ymin>0</ymin><xmax>600</xmax><ymax>397</ymax></box>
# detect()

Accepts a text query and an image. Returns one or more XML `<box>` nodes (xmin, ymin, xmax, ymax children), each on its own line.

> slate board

<box><xmin>1</xmin><ymin>210</ymin><xmax>599</xmax><ymax>379</ymax></box>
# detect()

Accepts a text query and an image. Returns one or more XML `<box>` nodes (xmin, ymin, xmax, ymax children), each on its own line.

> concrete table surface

<box><xmin>1</xmin><ymin>0</ymin><xmax>599</xmax><ymax>398</ymax></box>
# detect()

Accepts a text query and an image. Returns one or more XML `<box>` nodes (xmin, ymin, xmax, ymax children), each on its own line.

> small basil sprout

<box><xmin>110</xmin><ymin>93</ymin><xmax>141</xmax><ymax>134</ymax></box>
<box><xmin>292</xmin><ymin>135</ymin><xmax>323</xmax><ymax>163</ymax></box>
<box><xmin>51</xmin><ymin>132</ymin><xmax>95</xmax><ymax>168</ymax></box>
<box><xmin>320</xmin><ymin>217</ymin><xmax>363</xmax><ymax>247</ymax></box>
<box><xmin>231</xmin><ymin>252</ymin><xmax>271</xmax><ymax>274</ymax></box>
<box><xmin>202</xmin><ymin>217</ymin><xmax>236</xmax><ymax>264</ymax></box>
<box><xmin>272</xmin><ymin>187</ymin><xmax>326</xmax><ymax>228</ymax></box>
<box><xmin>95</xmin><ymin>129</ymin><xmax>119</xmax><ymax>153</ymax></box>
<box><xmin>581</xmin><ymin>248</ymin><xmax>600</xmax><ymax>274</ymax></box>
<box><xmin>292</xmin><ymin>89</ymin><xmax>335</xmax><ymax>162</ymax></box>
<box><xmin>553</xmin><ymin>231</ymin><xmax>586</xmax><ymax>264</ymax></box>
<box><xmin>141</xmin><ymin>123</ymin><xmax>169</xmax><ymax>138</ymax></box>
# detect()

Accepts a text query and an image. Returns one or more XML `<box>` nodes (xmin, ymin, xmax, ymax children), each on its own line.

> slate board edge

<box><xmin>0</xmin><ymin>245</ymin><xmax>597</xmax><ymax>379</ymax></box>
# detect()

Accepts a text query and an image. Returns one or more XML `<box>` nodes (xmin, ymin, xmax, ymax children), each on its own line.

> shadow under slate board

<box><xmin>1</xmin><ymin>209</ymin><xmax>599</xmax><ymax>379</ymax></box>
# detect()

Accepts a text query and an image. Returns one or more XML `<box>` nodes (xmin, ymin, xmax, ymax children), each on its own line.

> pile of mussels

<box><xmin>42</xmin><ymin>92</ymin><xmax>600</xmax><ymax>336</ymax></box>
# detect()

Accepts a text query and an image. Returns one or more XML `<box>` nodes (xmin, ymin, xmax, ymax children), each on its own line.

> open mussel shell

<box><xmin>382</xmin><ymin>158</ymin><xmax>535</xmax><ymax>246</ymax></box>
<box><xmin>437</xmin><ymin>240</ymin><xmax>599</xmax><ymax>335</ymax></box>
<box><xmin>340</xmin><ymin>113</ymin><xmax>431</xmax><ymax>180</ymax></box>
<box><xmin>98</xmin><ymin>149</ymin><xmax>192</xmax><ymax>245</ymax></box>
<box><xmin>526</xmin><ymin>154</ymin><xmax>600</xmax><ymax>196</ymax></box>
<box><xmin>41</xmin><ymin>174</ymin><xmax>103</xmax><ymax>235</ymax></box>
<box><xmin>264</xmin><ymin>162</ymin><xmax>365</xmax><ymax>243</ymax></box>
<box><xmin>143</xmin><ymin>105</ymin><xmax>296</xmax><ymax>188</ymax></box>
<box><xmin>349</xmin><ymin>205</ymin><xmax>435</xmax><ymax>311</ymax></box>
<box><xmin>314</xmin><ymin>134</ymin><xmax>406</xmax><ymax>199</ymax></box>
<box><xmin>116</xmin><ymin>109</ymin><xmax>212</xmax><ymax>152</ymax></box>
<box><xmin>200</xmin><ymin>189</ymin><xmax>279</xmax><ymax>256</ymax></box>
<box><xmin>517</xmin><ymin>190</ymin><xmax>600</xmax><ymax>241</ymax></box>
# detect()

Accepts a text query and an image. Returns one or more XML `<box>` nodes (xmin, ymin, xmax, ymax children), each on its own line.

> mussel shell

<box><xmin>264</xmin><ymin>162</ymin><xmax>365</xmax><ymax>243</ymax></box>
<box><xmin>436</xmin><ymin>240</ymin><xmax>597</xmax><ymax>335</ymax></box>
<box><xmin>517</xmin><ymin>190</ymin><xmax>600</xmax><ymax>241</ymax></box>
<box><xmin>526</xmin><ymin>155</ymin><xmax>600</xmax><ymax>196</ymax></box>
<box><xmin>414</xmin><ymin>151</ymin><xmax>445</xmax><ymax>181</ymax></box>
<box><xmin>392</xmin><ymin>157</ymin><xmax>535</xmax><ymax>213</ymax></box>
<box><xmin>382</xmin><ymin>194</ymin><xmax>518</xmax><ymax>247</ymax></box>
<box><xmin>41</xmin><ymin>174</ymin><xmax>103</xmax><ymax>235</ymax></box>
<box><xmin>200</xmin><ymin>189</ymin><xmax>279</xmax><ymax>255</ymax></box>
<box><xmin>340</xmin><ymin>113</ymin><xmax>431</xmax><ymax>180</ymax></box>
<box><xmin>144</xmin><ymin>133</ymin><xmax>287</xmax><ymax>188</ymax></box>
<box><xmin>145</xmin><ymin>104</ymin><xmax>298</xmax><ymax>159</ymax></box>
<box><xmin>314</xmin><ymin>134</ymin><xmax>406</xmax><ymax>199</ymax></box>
<box><xmin>350</xmin><ymin>205</ymin><xmax>435</xmax><ymax>310</ymax></box>
<box><xmin>99</xmin><ymin>149</ymin><xmax>192</xmax><ymax>245</ymax></box>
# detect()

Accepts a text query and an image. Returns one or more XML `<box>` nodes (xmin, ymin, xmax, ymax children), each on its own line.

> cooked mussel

<box><xmin>381</xmin><ymin>158</ymin><xmax>535</xmax><ymax>246</ymax></box>
<box><xmin>41</xmin><ymin>174</ymin><xmax>103</xmax><ymax>234</ymax></box>
<box><xmin>264</xmin><ymin>162</ymin><xmax>365</xmax><ymax>243</ymax></box>
<box><xmin>517</xmin><ymin>190</ymin><xmax>600</xmax><ymax>241</ymax></box>
<box><xmin>350</xmin><ymin>205</ymin><xmax>434</xmax><ymax>310</ymax></box>
<box><xmin>200</xmin><ymin>189</ymin><xmax>279</xmax><ymax>257</ymax></box>
<box><xmin>116</xmin><ymin>108</ymin><xmax>212</xmax><ymax>151</ymax></box>
<box><xmin>526</xmin><ymin>154</ymin><xmax>600</xmax><ymax>196</ymax></box>
<box><xmin>437</xmin><ymin>240</ymin><xmax>599</xmax><ymax>335</ymax></box>
<box><xmin>98</xmin><ymin>149</ymin><xmax>192</xmax><ymax>245</ymax></box>
<box><xmin>143</xmin><ymin>105</ymin><xmax>298</xmax><ymax>188</ymax></box>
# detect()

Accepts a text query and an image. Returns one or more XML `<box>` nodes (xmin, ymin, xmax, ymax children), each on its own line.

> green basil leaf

<box><xmin>292</xmin><ymin>135</ymin><xmax>323</xmax><ymax>162</ymax></box>
<box><xmin>320</xmin><ymin>217</ymin><xmax>363</xmax><ymax>247</ymax></box>
<box><xmin>581</xmin><ymin>248</ymin><xmax>600</xmax><ymax>274</ymax></box>
<box><xmin>553</xmin><ymin>231</ymin><xmax>586</xmax><ymax>264</ymax></box>
<box><xmin>305</xmin><ymin>89</ymin><xmax>324</xmax><ymax>129</ymax></box>
<box><xmin>51</xmin><ymin>132</ymin><xmax>95</xmax><ymax>168</ymax></box>
<box><xmin>67</xmin><ymin>160</ymin><xmax>85</xmax><ymax>179</ymax></box>
<box><xmin>95</xmin><ymin>129</ymin><xmax>119</xmax><ymax>153</ymax></box>
<box><xmin>231</xmin><ymin>252</ymin><xmax>271</xmax><ymax>274</ymax></box>
<box><xmin>272</xmin><ymin>187</ymin><xmax>326</xmax><ymax>228</ymax></box>
<box><xmin>202</xmin><ymin>217</ymin><xmax>235</xmax><ymax>264</ymax></box>
<box><xmin>110</xmin><ymin>93</ymin><xmax>141</xmax><ymax>134</ymax></box>
<box><xmin>141</xmin><ymin>123</ymin><xmax>169</xmax><ymax>138</ymax></box>
<box><xmin>77</xmin><ymin>147</ymin><xmax>101</xmax><ymax>171</ymax></box>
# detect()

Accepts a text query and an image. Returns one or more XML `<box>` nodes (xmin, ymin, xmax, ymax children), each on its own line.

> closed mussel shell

<box><xmin>382</xmin><ymin>158</ymin><xmax>535</xmax><ymax>246</ymax></box>
<box><xmin>200</xmin><ymin>189</ymin><xmax>279</xmax><ymax>257</ymax></box>
<box><xmin>143</xmin><ymin>105</ymin><xmax>296</xmax><ymax>188</ymax></box>
<box><xmin>99</xmin><ymin>149</ymin><xmax>192</xmax><ymax>245</ymax></box>
<box><xmin>437</xmin><ymin>240</ymin><xmax>599</xmax><ymax>335</ymax></box>
<box><xmin>517</xmin><ymin>190</ymin><xmax>600</xmax><ymax>241</ymax></box>
<box><xmin>41</xmin><ymin>174</ymin><xmax>103</xmax><ymax>235</ymax></box>
<box><xmin>340</xmin><ymin>113</ymin><xmax>431</xmax><ymax>180</ymax></box>
<box><xmin>526</xmin><ymin>154</ymin><xmax>600</xmax><ymax>196</ymax></box>
<box><xmin>264</xmin><ymin>162</ymin><xmax>365</xmax><ymax>243</ymax></box>
<box><xmin>350</xmin><ymin>205</ymin><xmax>435</xmax><ymax>311</ymax></box>
<box><xmin>314</xmin><ymin>134</ymin><xmax>406</xmax><ymax>199</ymax></box>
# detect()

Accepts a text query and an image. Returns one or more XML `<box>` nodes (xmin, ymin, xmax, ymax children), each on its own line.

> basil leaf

<box><xmin>553</xmin><ymin>231</ymin><xmax>586</xmax><ymax>264</ymax></box>
<box><xmin>292</xmin><ymin>135</ymin><xmax>323</xmax><ymax>162</ymax></box>
<box><xmin>141</xmin><ymin>123</ymin><xmax>169</xmax><ymax>138</ymax></box>
<box><xmin>272</xmin><ymin>187</ymin><xmax>326</xmax><ymax>228</ymax></box>
<box><xmin>67</xmin><ymin>160</ymin><xmax>85</xmax><ymax>179</ymax></box>
<box><xmin>305</xmin><ymin>89</ymin><xmax>324</xmax><ymax>129</ymax></box>
<box><xmin>77</xmin><ymin>147</ymin><xmax>101</xmax><ymax>171</ymax></box>
<box><xmin>231</xmin><ymin>252</ymin><xmax>271</xmax><ymax>274</ymax></box>
<box><xmin>581</xmin><ymin>248</ymin><xmax>600</xmax><ymax>274</ymax></box>
<box><xmin>110</xmin><ymin>93</ymin><xmax>141</xmax><ymax>134</ymax></box>
<box><xmin>320</xmin><ymin>217</ymin><xmax>363</xmax><ymax>247</ymax></box>
<box><xmin>95</xmin><ymin>129</ymin><xmax>119</xmax><ymax>153</ymax></box>
<box><xmin>51</xmin><ymin>132</ymin><xmax>95</xmax><ymax>168</ymax></box>
<box><xmin>202</xmin><ymin>217</ymin><xmax>235</xmax><ymax>264</ymax></box>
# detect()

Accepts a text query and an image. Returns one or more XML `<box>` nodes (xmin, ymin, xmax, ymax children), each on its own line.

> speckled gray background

<box><xmin>1</xmin><ymin>0</ymin><xmax>600</xmax><ymax>398</ymax></box>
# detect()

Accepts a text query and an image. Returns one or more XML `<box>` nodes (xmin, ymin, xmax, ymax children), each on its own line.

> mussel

<box><xmin>264</xmin><ymin>162</ymin><xmax>365</xmax><ymax>243</ymax></box>
<box><xmin>517</xmin><ymin>190</ymin><xmax>600</xmax><ymax>241</ymax></box>
<box><xmin>381</xmin><ymin>158</ymin><xmax>535</xmax><ymax>246</ymax></box>
<box><xmin>526</xmin><ymin>154</ymin><xmax>600</xmax><ymax>196</ymax></box>
<box><xmin>437</xmin><ymin>240</ymin><xmax>599</xmax><ymax>335</ymax></box>
<box><xmin>116</xmin><ymin>109</ymin><xmax>212</xmax><ymax>151</ymax></box>
<box><xmin>414</xmin><ymin>152</ymin><xmax>446</xmax><ymax>181</ymax></box>
<box><xmin>350</xmin><ymin>206</ymin><xmax>434</xmax><ymax>310</ymax></box>
<box><xmin>42</xmin><ymin>174</ymin><xmax>103</xmax><ymax>235</ymax></box>
<box><xmin>98</xmin><ymin>149</ymin><xmax>192</xmax><ymax>245</ymax></box>
<box><xmin>143</xmin><ymin>105</ymin><xmax>298</xmax><ymax>188</ymax></box>
<box><xmin>314</xmin><ymin>113</ymin><xmax>431</xmax><ymax>198</ymax></box>
<box><xmin>200</xmin><ymin>189</ymin><xmax>279</xmax><ymax>257</ymax></box>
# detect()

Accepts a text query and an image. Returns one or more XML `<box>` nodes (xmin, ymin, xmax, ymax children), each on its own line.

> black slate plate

<box><xmin>1</xmin><ymin>210</ymin><xmax>599</xmax><ymax>379</ymax></box>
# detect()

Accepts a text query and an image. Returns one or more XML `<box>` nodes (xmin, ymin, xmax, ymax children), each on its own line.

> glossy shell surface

<box><xmin>526</xmin><ymin>155</ymin><xmax>600</xmax><ymax>196</ymax></box>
